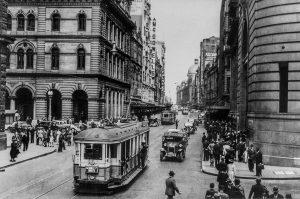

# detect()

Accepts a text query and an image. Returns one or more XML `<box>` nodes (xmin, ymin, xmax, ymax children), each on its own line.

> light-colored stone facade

<box><xmin>6</xmin><ymin>0</ymin><xmax>135</xmax><ymax>122</ymax></box>
<box><xmin>238</xmin><ymin>0</ymin><xmax>300</xmax><ymax>167</ymax></box>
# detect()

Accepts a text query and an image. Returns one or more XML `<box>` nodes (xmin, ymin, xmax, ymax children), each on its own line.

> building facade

<box><xmin>155</xmin><ymin>41</ymin><xmax>166</xmax><ymax>105</ymax></box>
<box><xmin>197</xmin><ymin>36</ymin><xmax>219</xmax><ymax>108</ymax></box>
<box><xmin>6</xmin><ymin>0</ymin><xmax>136</xmax><ymax>123</ymax></box>
<box><xmin>238</xmin><ymin>0</ymin><xmax>300</xmax><ymax>167</ymax></box>
<box><xmin>130</xmin><ymin>0</ymin><xmax>155</xmax><ymax>104</ymax></box>
<box><xmin>0</xmin><ymin>0</ymin><xmax>14</xmax><ymax>150</ymax></box>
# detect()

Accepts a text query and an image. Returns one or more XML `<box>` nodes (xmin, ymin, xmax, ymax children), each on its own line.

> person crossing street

<box><xmin>165</xmin><ymin>170</ymin><xmax>181</xmax><ymax>199</ymax></box>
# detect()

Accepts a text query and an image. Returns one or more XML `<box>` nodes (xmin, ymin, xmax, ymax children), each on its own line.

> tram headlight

<box><xmin>163</xmin><ymin>143</ymin><xmax>167</xmax><ymax>147</ymax></box>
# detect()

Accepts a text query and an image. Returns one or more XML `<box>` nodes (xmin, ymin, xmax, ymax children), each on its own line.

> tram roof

<box><xmin>74</xmin><ymin>121</ymin><xmax>149</xmax><ymax>142</ymax></box>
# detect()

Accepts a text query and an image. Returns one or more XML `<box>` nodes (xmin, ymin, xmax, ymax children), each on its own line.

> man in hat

<box><xmin>217</xmin><ymin>156</ymin><xmax>228</xmax><ymax>173</ymax></box>
<box><xmin>248</xmin><ymin>178</ymin><xmax>268</xmax><ymax>199</ymax></box>
<box><xmin>255</xmin><ymin>147</ymin><xmax>263</xmax><ymax>177</ymax></box>
<box><xmin>268</xmin><ymin>187</ymin><xmax>284</xmax><ymax>199</ymax></box>
<box><xmin>165</xmin><ymin>170</ymin><xmax>181</xmax><ymax>199</ymax></box>
<box><xmin>247</xmin><ymin>144</ymin><xmax>256</xmax><ymax>172</ymax></box>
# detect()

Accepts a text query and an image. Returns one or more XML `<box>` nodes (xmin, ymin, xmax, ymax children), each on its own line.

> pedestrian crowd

<box><xmin>9</xmin><ymin>117</ymin><xmax>78</xmax><ymax>162</ymax></box>
<box><xmin>203</xmin><ymin>119</ymin><xmax>292</xmax><ymax>199</ymax></box>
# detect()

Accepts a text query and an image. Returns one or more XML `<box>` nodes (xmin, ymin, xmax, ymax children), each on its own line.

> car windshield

<box><xmin>164</xmin><ymin>136</ymin><xmax>183</xmax><ymax>142</ymax></box>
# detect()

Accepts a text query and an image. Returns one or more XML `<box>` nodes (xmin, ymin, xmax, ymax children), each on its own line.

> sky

<box><xmin>151</xmin><ymin>0</ymin><xmax>221</xmax><ymax>103</ymax></box>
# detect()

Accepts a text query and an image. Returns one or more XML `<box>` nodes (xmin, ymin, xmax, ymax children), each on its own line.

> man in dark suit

<box><xmin>217</xmin><ymin>157</ymin><xmax>228</xmax><ymax>173</ymax></box>
<box><xmin>255</xmin><ymin>147</ymin><xmax>263</xmax><ymax>177</ymax></box>
<box><xmin>213</xmin><ymin>141</ymin><xmax>222</xmax><ymax>167</ymax></box>
<box><xmin>248</xmin><ymin>178</ymin><xmax>267</xmax><ymax>199</ymax></box>
<box><xmin>165</xmin><ymin>170</ymin><xmax>181</xmax><ymax>199</ymax></box>
<box><xmin>247</xmin><ymin>144</ymin><xmax>255</xmax><ymax>172</ymax></box>
<box><xmin>268</xmin><ymin>187</ymin><xmax>284</xmax><ymax>199</ymax></box>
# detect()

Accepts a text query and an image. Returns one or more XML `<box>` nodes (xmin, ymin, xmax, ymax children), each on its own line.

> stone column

<box><xmin>33</xmin><ymin>98</ymin><xmax>36</xmax><ymax>120</ymax></box>
<box><xmin>114</xmin><ymin>91</ymin><xmax>117</xmax><ymax>118</ymax></box>
<box><xmin>121</xmin><ymin>93</ymin><xmax>124</xmax><ymax>116</ymax></box>
<box><xmin>110</xmin><ymin>90</ymin><xmax>114</xmax><ymax>118</ymax></box>
<box><xmin>10</xmin><ymin>97</ymin><xmax>15</xmax><ymax>111</ymax></box>
<box><xmin>105</xmin><ymin>89</ymin><xmax>109</xmax><ymax>118</ymax></box>
<box><xmin>118</xmin><ymin>92</ymin><xmax>121</xmax><ymax>117</ymax></box>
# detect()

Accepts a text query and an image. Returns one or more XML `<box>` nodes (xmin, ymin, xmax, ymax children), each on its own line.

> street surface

<box><xmin>0</xmin><ymin>113</ymin><xmax>300</xmax><ymax>199</ymax></box>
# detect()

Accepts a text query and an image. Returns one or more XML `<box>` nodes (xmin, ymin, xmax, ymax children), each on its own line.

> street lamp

<box><xmin>111</xmin><ymin>41</ymin><xmax>117</xmax><ymax>56</ymax></box>
<box><xmin>48</xmin><ymin>90</ymin><xmax>53</xmax><ymax>121</ymax></box>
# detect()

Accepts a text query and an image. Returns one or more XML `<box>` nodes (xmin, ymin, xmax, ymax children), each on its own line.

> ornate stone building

<box><xmin>155</xmin><ymin>41</ymin><xmax>165</xmax><ymax>105</ymax></box>
<box><xmin>238</xmin><ymin>0</ymin><xmax>300</xmax><ymax>167</ymax></box>
<box><xmin>6</xmin><ymin>0</ymin><xmax>136</xmax><ymax>122</ymax></box>
<box><xmin>0</xmin><ymin>0</ymin><xmax>14</xmax><ymax>150</ymax></box>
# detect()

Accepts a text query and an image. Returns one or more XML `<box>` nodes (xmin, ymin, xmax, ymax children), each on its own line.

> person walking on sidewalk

<box><xmin>30</xmin><ymin>126</ymin><xmax>35</xmax><ymax>143</ymax></box>
<box><xmin>227</xmin><ymin>159</ymin><xmax>236</xmax><ymax>182</ymax></box>
<box><xmin>247</xmin><ymin>144</ymin><xmax>255</xmax><ymax>172</ymax></box>
<box><xmin>10</xmin><ymin>139</ymin><xmax>19</xmax><ymax>162</ymax></box>
<box><xmin>231</xmin><ymin>179</ymin><xmax>245</xmax><ymax>199</ymax></box>
<box><xmin>22</xmin><ymin>133</ymin><xmax>28</xmax><ymax>151</ymax></box>
<box><xmin>255</xmin><ymin>147</ymin><xmax>263</xmax><ymax>177</ymax></box>
<box><xmin>165</xmin><ymin>170</ymin><xmax>181</xmax><ymax>199</ymax></box>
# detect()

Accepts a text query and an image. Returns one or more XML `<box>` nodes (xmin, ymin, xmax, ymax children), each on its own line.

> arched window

<box><xmin>26</xmin><ymin>49</ymin><xmax>34</xmax><ymax>69</ymax></box>
<box><xmin>78</xmin><ymin>14</ymin><xmax>86</xmax><ymax>31</ymax></box>
<box><xmin>27</xmin><ymin>14</ymin><xmax>35</xmax><ymax>31</ymax></box>
<box><xmin>52</xmin><ymin>13</ymin><xmax>60</xmax><ymax>31</ymax></box>
<box><xmin>51</xmin><ymin>47</ymin><xmax>59</xmax><ymax>70</ymax></box>
<box><xmin>7</xmin><ymin>14</ymin><xmax>12</xmax><ymax>30</ymax></box>
<box><xmin>17</xmin><ymin>14</ymin><xmax>25</xmax><ymax>31</ymax></box>
<box><xmin>17</xmin><ymin>49</ymin><xmax>24</xmax><ymax>69</ymax></box>
<box><xmin>6</xmin><ymin>47</ymin><xmax>10</xmax><ymax>69</ymax></box>
<box><xmin>77</xmin><ymin>48</ymin><xmax>85</xmax><ymax>70</ymax></box>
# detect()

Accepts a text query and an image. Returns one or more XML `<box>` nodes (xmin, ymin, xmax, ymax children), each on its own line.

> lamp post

<box><xmin>48</xmin><ymin>90</ymin><xmax>53</xmax><ymax>121</ymax></box>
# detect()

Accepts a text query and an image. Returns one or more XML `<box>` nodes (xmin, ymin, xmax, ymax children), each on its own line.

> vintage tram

<box><xmin>161</xmin><ymin>110</ymin><xmax>176</xmax><ymax>125</ymax></box>
<box><xmin>73</xmin><ymin>121</ymin><xmax>150</xmax><ymax>194</ymax></box>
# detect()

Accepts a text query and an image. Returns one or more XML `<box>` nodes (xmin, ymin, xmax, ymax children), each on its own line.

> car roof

<box><xmin>168</xmin><ymin>129</ymin><xmax>180</xmax><ymax>132</ymax></box>
<box><xmin>184</xmin><ymin>122</ymin><xmax>193</xmax><ymax>126</ymax></box>
<box><xmin>163</xmin><ymin>130</ymin><xmax>186</xmax><ymax>137</ymax></box>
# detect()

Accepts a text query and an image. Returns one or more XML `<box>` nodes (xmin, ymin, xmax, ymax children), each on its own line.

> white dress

<box><xmin>227</xmin><ymin>163</ymin><xmax>236</xmax><ymax>182</ymax></box>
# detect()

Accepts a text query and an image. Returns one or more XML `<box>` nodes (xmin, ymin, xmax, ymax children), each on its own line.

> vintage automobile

<box><xmin>160</xmin><ymin>129</ymin><xmax>188</xmax><ymax>162</ymax></box>
<box><xmin>184</xmin><ymin>122</ymin><xmax>195</xmax><ymax>135</ymax></box>
<box><xmin>7</xmin><ymin>121</ymin><xmax>31</xmax><ymax>132</ymax></box>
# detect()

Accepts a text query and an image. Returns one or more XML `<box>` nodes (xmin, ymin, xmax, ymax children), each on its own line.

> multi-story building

<box><xmin>0</xmin><ymin>0</ymin><xmax>14</xmax><ymax>150</ymax></box>
<box><xmin>155</xmin><ymin>41</ymin><xmax>166</xmax><ymax>105</ymax></box>
<box><xmin>197</xmin><ymin>36</ymin><xmax>219</xmax><ymax>107</ymax></box>
<box><xmin>203</xmin><ymin>59</ymin><xmax>218</xmax><ymax>107</ymax></box>
<box><xmin>130</xmin><ymin>0</ymin><xmax>155</xmax><ymax>104</ymax></box>
<box><xmin>5</xmin><ymin>0</ymin><xmax>136</xmax><ymax>123</ymax></box>
<box><xmin>238</xmin><ymin>0</ymin><xmax>300</xmax><ymax>167</ymax></box>
<box><xmin>176</xmin><ymin>59</ymin><xmax>198</xmax><ymax>108</ymax></box>
<box><xmin>218</xmin><ymin>0</ymin><xmax>232</xmax><ymax>109</ymax></box>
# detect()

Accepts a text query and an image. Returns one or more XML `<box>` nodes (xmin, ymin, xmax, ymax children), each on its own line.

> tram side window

<box><xmin>84</xmin><ymin>144</ymin><xmax>102</xmax><ymax>160</ymax></box>
<box><xmin>163</xmin><ymin>114</ymin><xmax>169</xmax><ymax>118</ymax></box>
<box><xmin>110</xmin><ymin>144</ymin><xmax>117</xmax><ymax>158</ymax></box>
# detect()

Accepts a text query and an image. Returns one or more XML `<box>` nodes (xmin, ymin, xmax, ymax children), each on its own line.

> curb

<box><xmin>201</xmin><ymin>166</ymin><xmax>300</xmax><ymax>181</ymax></box>
<box><xmin>0</xmin><ymin>149</ymin><xmax>57</xmax><ymax>170</ymax></box>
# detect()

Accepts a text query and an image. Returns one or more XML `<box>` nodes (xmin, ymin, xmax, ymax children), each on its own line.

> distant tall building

<box><xmin>155</xmin><ymin>41</ymin><xmax>166</xmax><ymax>105</ymax></box>
<box><xmin>198</xmin><ymin>36</ymin><xmax>219</xmax><ymax>107</ymax></box>
<box><xmin>0</xmin><ymin>0</ymin><xmax>14</xmax><ymax>150</ymax></box>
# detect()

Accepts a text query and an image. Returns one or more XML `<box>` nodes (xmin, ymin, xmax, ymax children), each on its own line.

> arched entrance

<box><xmin>72</xmin><ymin>90</ymin><xmax>88</xmax><ymax>123</ymax></box>
<box><xmin>47</xmin><ymin>89</ymin><xmax>62</xmax><ymax>120</ymax></box>
<box><xmin>15</xmin><ymin>88</ymin><xmax>33</xmax><ymax>121</ymax></box>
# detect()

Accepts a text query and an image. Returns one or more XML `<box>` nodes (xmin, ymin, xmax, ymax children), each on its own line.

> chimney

<box><xmin>194</xmin><ymin>59</ymin><xmax>199</xmax><ymax>65</ymax></box>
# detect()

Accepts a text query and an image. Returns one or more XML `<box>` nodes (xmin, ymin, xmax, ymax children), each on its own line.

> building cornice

<box><xmin>8</xmin><ymin>0</ymin><xmax>102</xmax><ymax>6</ymax></box>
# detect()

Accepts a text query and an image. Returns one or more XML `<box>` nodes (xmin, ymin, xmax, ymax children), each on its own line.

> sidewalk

<box><xmin>0</xmin><ymin>132</ymin><xmax>56</xmax><ymax>170</ymax></box>
<box><xmin>202</xmin><ymin>159</ymin><xmax>300</xmax><ymax>180</ymax></box>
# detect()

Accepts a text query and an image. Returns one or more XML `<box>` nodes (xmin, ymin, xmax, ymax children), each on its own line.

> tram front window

<box><xmin>84</xmin><ymin>144</ymin><xmax>102</xmax><ymax>160</ymax></box>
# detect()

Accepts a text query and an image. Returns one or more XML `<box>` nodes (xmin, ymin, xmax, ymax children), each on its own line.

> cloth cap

<box><xmin>273</xmin><ymin>186</ymin><xmax>279</xmax><ymax>191</ymax></box>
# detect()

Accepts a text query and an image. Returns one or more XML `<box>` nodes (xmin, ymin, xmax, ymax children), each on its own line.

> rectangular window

<box><xmin>84</xmin><ymin>144</ymin><xmax>102</xmax><ymax>160</ymax></box>
<box><xmin>279</xmin><ymin>62</ymin><xmax>288</xmax><ymax>113</ymax></box>
<box><xmin>110</xmin><ymin>144</ymin><xmax>117</xmax><ymax>158</ymax></box>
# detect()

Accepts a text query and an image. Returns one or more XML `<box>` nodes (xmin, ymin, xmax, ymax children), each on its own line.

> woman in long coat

<box><xmin>10</xmin><ymin>140</ymin><xmax>19</xmax><ymax>162</ymax></box>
